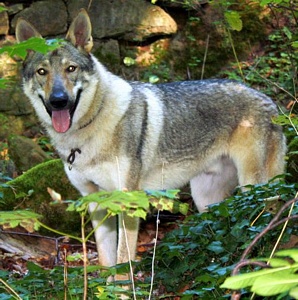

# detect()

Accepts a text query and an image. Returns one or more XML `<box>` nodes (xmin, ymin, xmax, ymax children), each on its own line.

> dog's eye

<box><xmin>66</xmin><ymin>65</ymin><xmax>77</xmax><ymax>73</ymax></box>
<box><xmin>37</xmin><ymin>68</ymin><xmax>47</xmax><ymax>76</ymax></box>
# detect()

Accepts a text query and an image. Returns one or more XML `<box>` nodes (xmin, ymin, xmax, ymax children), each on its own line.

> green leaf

<box><xmin>276</xmin><ymin>249</ymin><xmax>298</xmax><ymax>262</ymax></box>
<box><xmin>283</xmin><ymin>26</ymin><xmax>292</xmax><ymax>40</ymax></box>
<box><xmin>252</xmin><ymin>273</ymin><xmax>298</xmax><ymax>296</ymax></box>
<box><xmin>123</xmin><ymin>57</ymin><xmax>135</xmax><ymax>66</ymax></box>
<box><xmin>0</xmin><ymin>210</ymin><xmax>42</xmax><ymax>232</ymax></box>
<box><xmin>289</xmin><ymin>286</ymin><xmax>298</xmax><ymax>298</ymax></box>
<box><xmin>67</xmin><ymin>190</ymin><xmax>150</xmax><ymax>219</ymax></box>
<box><xmin>149</xmin><ymin>75</ymin><xmax>159</xmax><ymax>84</ymax></box>
<box><xmin>146</xmin><ymin>189</ymin><xmax>179</xmax><ymax>199</ymax></box>
<box><xmin>292</xmin><ymin>41</ymin><xmax>298</xmax><ymax>48</ymax></box>
<box><xmin>221</xmin><ymin>265</ymin><xmax>296</xmax><ymax>290</ymax></box>
<box><xmin>0</xmin><ymin>37</ymin><xmax>62</xmax><ymax>59</ymax></box>
<box><xmin>266</xmin><ymin>257</ymin><xmax>291</xmax><ymax>267</ymax></box>
<box><xmin>67</xmin><ymin>253</ymin><xmax>83</xmax><ymax>262</ymax></box>
<box><xmin>224</xmin><ymin>11</ymin><xmax>243</xmax><ymax>31</ymax></box>
<box><xmin>26</xmin><ymin>261</ymin><xmax>45</xmax><ymax>273</ymax></box>
<box><xmin>272</xmin><ymin>114</ymin><xmax>298</xmax><ymax>126</ymax></box>
<box><xmin>0</xmin><ymin>78</ymin><xmax>9</xmax><ymax>89</ymax></box>
<box><xmin>147</xmin><ymin>190</ymin><xmax>188</xmax><ymax>214</ymax></box>
<box><xmin>207</xmin><ymin>241</ymin><xmax>225</xmax><ymax>254</ymax></box>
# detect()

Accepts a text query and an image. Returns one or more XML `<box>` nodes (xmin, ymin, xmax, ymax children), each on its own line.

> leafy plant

<box><xmin>0</xmin><ymin>189</ymin><xmax>186</xmax><ymax>299</ymax></box>
<box><xmin>221</xmin><ymin>249</ymin><xmax>298</xmax><ymax>298</ymax></box>
<box><xmin>138</xmin><ymin>179</ymin><xmax>298</xmax><ymax>299</ymax></box>
<box><xmin>0</xmin><ymin>37</ymin><xmax>62</xmax><ymax>60</ymax></box>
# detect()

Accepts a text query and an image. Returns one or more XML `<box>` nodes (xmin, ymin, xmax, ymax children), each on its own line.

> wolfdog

<box><xmin>16</xmin><ymin>9</ymin><xmax>286</xmax><ymax>271</ymax></box>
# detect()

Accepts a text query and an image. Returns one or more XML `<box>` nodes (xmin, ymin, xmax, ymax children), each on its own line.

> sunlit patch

<box><xmin>240</xmin><ymin>118</ymin><xmax>254</xmax><ymax>127</ymax></box>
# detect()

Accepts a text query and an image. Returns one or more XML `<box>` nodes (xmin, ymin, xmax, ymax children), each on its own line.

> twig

<box><xmin>81</xmin><ymin>214</ymin><xmax>88</xmax><ymax>300</ymax></box>
<box><xmin>63</xmin><ymin>248</ymin><xmax>68</xmax><ymax>300</ymax></box>
<box><xmin>148</xmin><ymin>209</ymin><xmax>160</xmax><ymax>300</ymax></box>
<box><xmin>0</xmin><ymin>278</ymin><xmax>22</xmax><ymax>300</ymax></box>
<box><xmin>201</xmin><ymin>34</ymin><xmax>210</xmax><ymax>80</ymax></box>
<box><xmin>249</xmin><ymin>194</ymin><xmax>297</xmax><ymax>300</ymax></box>
<box><xmin>230</xmin><ymin>197</ymin><xmax>298</xmax><ymax>299</ymax></box>
<box><xmin>226</xmin><ymin>28</ymin><xmax>245</xmax><ymax>82</ymax></box>
<box><xmin>239</xmin><ymin>198</ymin><xmax>298</xmax><ymax>262</ymax></box>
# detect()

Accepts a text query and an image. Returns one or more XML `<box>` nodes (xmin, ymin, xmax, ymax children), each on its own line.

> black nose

<box><xmin>49</xmin><ymin>88</ymin><xmax>69</xmax><ymax>109</ymax></box>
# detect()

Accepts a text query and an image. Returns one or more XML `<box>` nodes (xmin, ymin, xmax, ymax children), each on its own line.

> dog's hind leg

<box><xmin>229</xmin><ymin>124</ymin><xmax>286</xmax><ymax>187</ymax></box>
<box><xmin>190</xmin><ymin>156</ymin><xmax>238</xmax><ymax>212</ymax></box>
<box><xmin>266</xmin><ymin>130</ymin><xmax>287</xmax><ymax>179</ymax></box>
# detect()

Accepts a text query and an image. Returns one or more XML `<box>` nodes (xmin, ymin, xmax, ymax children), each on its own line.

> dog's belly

<box><xmin>140</xmin><ymin>165</ymin><xmax>198</xmax><ymax>190</ymax></box>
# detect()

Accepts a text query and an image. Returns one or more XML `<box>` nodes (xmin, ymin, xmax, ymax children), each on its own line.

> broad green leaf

<box><xmin>67</xmin><ymin>190</ymin><xmax>150</xmax><ymax>219</ymax></box>
<box><xmin>289</xmin><ymin>286</ymin><xmax>298</xmax><ymax>298</ymax></box>
<box><xmin>292</xmin><ymin>41</ymin><xmax>298</xmax><ymax>48</ymax></box>
<box><xmin>207</xmin><ymin>241</ymin><xmax>225</xmax><ymax>254</ymax></box>
<box><xmin>148</xmin><ymin>190</ymin><xmax>188</xmax><ymax>214</ymax></box>
<box><xmin>149</xmin><ymin>75</ymin><xmax>159</xmax><ymax>84</ymax></box>
<box><xmin>266</xmin><ymin>257</ymin><xmax>291</xmax><ymax>267</ymax></box>
<box><xmin>0</xmin><ymin>210</ymin><xmax>42</xmax><ymax>232</ymax></box>
<box><xmin>123</xmin><ymin>57</ymin><xmax>135</xmax><ymax>66</ymax></box>
<box><xmin>146</xmin><ymin>189</ymin><xmax>179</xmax><ymax>199</ymax></box>
<box><xmin>252</xmin><ymin>273</ymin><xmax>298</xmax><ymax>296</ymax></box>
<box><xmin>224</xmin><ymin>11</ymin><xmax>243</xmax><ymax>31</ymax></box>
<box><xmin>221</xmin><ymin>265</ymin><xmax>296</xmax><ymax>289</ymax></box>
<box><xmin>0</xmin><ymin>37</ymin><xmax>62</xmax><ymax>59</ymax></box>
<box><xmin>276</xmin><ymin>249</ymin><xmax>298</xmax><ymax>262</ymax></box>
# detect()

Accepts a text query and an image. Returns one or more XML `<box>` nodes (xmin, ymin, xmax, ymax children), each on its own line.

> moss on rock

<box><xmin>0</xmin><ymin>159</ymin><xmax>81</xmax><ymax>234</ymax></box>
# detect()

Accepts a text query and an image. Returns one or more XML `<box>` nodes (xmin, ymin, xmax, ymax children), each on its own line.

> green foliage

<box><xmin>0</xmin><ymin>5</ymin><xmax>6</xmax><ymax>12</ymax></box>
<box><xmin>66</xmin><ymin>189</ymin><xmax>185</xmax><ymax>220</ymax></box>
<box><xmin>224</xmin><ymin>11</ymin><xmax>243</xmax><ymax>31</ymax></box>
<box><xmin>0</xmin><ymin>262</ymin><xmax>105</xmax><ymax>299</ymax></box>
<box><xmin>221</xmin><ymin>249</ymin><xmax>298</xmax><ymax>298</ymax></box>
<box><xmin>0</xmin><ymin>210</ymin><xmax>41</xmax><ymax>232</ymax></box>
<box><xmin>0</xmin><ymin>37</ymin><xmax>62</xmax><ymax>60</ymax></box>
<box><xmin>139</xmin><ymin>179</ymin><xmax>297</xmax><ymax>299</ymax></box>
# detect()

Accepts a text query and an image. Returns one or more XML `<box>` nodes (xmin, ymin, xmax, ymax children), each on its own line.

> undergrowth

<box><xmin>0</xmin><ymin>180</ymin><xmax>297</xmax><ymax>299</ymax></box>
<box><xmin>139</xmin><ymin>180</ymin><xmax>298</xmax><ymax>299</ymax></box>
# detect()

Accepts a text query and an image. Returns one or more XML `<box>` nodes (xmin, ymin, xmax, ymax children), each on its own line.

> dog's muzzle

<box><xmin>49</xmin><ymin>88</ymin><xmax>69</xmax><ymax>110</ymax></box>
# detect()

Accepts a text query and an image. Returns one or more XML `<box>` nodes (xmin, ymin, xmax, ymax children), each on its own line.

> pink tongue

<box><xmin>52</xmin><ymin>110</ymin><xmax>71</xmax><ymax>133</ymax></box>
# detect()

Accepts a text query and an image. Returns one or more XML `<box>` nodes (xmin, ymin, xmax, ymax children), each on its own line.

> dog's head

<box><xmin>16</xmin><ymin>9</ymin><xmax>95</xmax><ymax>133</ymax></box>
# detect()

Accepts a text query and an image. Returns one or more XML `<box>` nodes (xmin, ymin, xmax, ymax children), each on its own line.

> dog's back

<box><xmin>122</xmin><ymin>80</ymin><xmax>285</xmax><ymax>211</ymax></box>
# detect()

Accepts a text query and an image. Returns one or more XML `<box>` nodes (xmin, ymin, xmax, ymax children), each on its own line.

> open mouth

<box><xmin>39</xmin><ymin>89</ymin><xmax>82</xmax><ymax>133</ymax></box>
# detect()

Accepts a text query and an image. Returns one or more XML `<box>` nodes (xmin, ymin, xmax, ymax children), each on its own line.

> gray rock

<box><xmin>11</xmin><ymin>0</ymin><xmax>67</xmax><ymax>36</ymax></box>
<box><xmin>0</xmin><ymin>3</ymin><xmax>9</xmax><ymax>35</ymax></box>
<box><xmin>67</xmin><ymin>0</ymin><xmax>177</xmax><ymax>41</ymax></box>
<box><xmin>0</xmin><ymin>81</ymin><xmax>33</xmax><ymax>115</ymax></box>
<box><xmin>8</xmin><ymin>135</ymin><xmax>49</xmax><ymax>172</ymax></box>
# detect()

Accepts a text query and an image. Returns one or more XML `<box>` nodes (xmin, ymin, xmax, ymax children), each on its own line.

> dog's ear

<box><xmin>66</xmin><ymin>9</ymin><xmax>93</xmax><ymax>53</ymax></box>
<box><xmin>16</xmin><ymin>18</ymin><xmax>42</xmax><ymax>43</ymax></box>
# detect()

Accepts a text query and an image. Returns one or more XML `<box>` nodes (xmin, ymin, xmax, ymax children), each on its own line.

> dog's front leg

<box><xmin>88</xmin><ymin>202</ymin><xmax>117</xmax><ymax>266</ymax></box>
